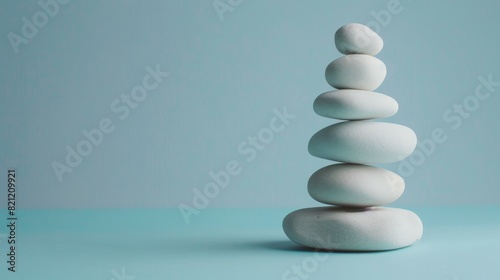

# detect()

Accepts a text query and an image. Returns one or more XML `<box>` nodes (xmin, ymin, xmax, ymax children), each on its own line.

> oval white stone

<box><xmin>308</xmin><ymin>121</ymin><xmax>417</xmax><ymax>164</ymax></box>
<box><xmin>325</xmin><ymin>55</ymin><xmax>386</xmax><ymax>91</ymax></box>
<box><xmin>308</xmin><ymin>164</ymin><xmax>404</xmax><ymax>207</ymax></box>
<box><xmin>335</xmin><ymin>23</ymin><xmax>383</xmax><ymax>55</ymax></box>
<box><xmin>283</xmin><ymin>207</ymin><xmax>423</xmax><ymax>251</ymax></box>
<box><xmin>313</xmin><ymin>89</ymin><xmax>398</xmax><ymax>120</ymax></box>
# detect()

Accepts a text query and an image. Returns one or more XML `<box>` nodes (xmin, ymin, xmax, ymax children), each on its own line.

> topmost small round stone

<box><xmin>335</xmin><ymin>23</ymin><xmax>383</xmax><ymax>56</ymax></box>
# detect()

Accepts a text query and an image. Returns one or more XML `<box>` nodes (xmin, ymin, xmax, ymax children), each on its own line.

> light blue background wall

<box><xmin>1</xmin><ymin>0</ymin><xmax>499</xmax><ymax>209</ymax></box>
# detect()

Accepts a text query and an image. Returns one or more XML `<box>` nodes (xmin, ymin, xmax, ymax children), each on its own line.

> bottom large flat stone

<box><xmin>283</xmin><ymin>206</ymin><xmax>423</xmax><ymax>251</ymax></box>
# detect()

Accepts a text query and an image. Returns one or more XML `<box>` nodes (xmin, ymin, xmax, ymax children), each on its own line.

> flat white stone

<box><xmin>308</xmin><ymin>164</ymin><xmax>404</xmax><ymax>207</ymax></box>
<box><xmin>335</xmin><ymin>23</ymin><xmax>383</xmax><ymax>55</ymax></box>
<box><xmin>325</xmin><ymin>55</ymin><xmax>386</xmax><ymax>91</ymax></box>
<box><xmin>308</xmin><ymin>121</ymin><xmax>417</xmax><ymax>164</ymax></box>
<box><xmin>283</xmin><ymin>206</ymin><xmax>423</xmax><ymax>251</ymax></box>
<box><xmin>313</xmin><ymin>89</ymin><xmax>398</xmax><ymax>120</ymax></box>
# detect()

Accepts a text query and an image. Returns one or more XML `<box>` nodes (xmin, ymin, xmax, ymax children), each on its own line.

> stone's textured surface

<box><xmin>313</xmin><ymin>89</ymin><xmax>398</xmax><ymax>120</ymax></box>
<box><xmin>308</xmin><ymin>121</ymin><xmax>417</xmax><ymax>164</ymax></box>
<box><xmin>335</xmin><ymin>23</ymin><xmax>383</xmax><ymax>55</ymax></box>
<box><xmin>282</xmin><ymin>206</ymin><xmax>423</xmax><ymax>251</ymax></box>
<box><xmin>308</xmin><ymin>164</ymin><xmax>404</xmax><ymax>207</ymax></box>
<box><xmin>325</xmin><ymin>54</ymin><xmax>386</xmax><ymax>91</ymax></box>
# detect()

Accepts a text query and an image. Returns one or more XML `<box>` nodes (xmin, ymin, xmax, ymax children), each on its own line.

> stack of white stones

<box><xmin>283</xmin><ymin>23</ymin><xmax>423</xmax><ymax>251</ymax></box>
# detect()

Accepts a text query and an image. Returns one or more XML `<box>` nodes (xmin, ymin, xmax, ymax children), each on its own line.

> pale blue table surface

<box><xmin>1</xmin><ymin>206</ymin><xmax>499</xmax><ymax>280</ymax></box>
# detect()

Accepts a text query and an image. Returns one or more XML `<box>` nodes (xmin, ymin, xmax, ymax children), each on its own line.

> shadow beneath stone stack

<box><xmin>253</xmin><ymin>240</ymin><xmax>313</xmax><ymax>252</ymax></box>
<box><xmin>255</xmin><ymin>240</ymin><xmax>394</xmax><ymax>254</ymax></box>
